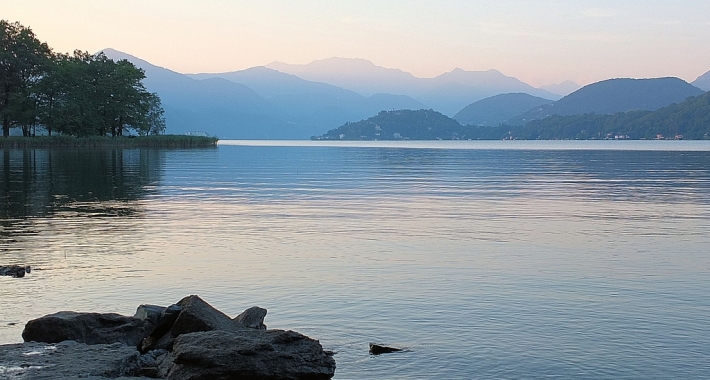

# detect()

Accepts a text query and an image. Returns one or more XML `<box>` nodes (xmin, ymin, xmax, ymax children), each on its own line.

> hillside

<box><xmin>516</xmin><ymin>91</ymin><xmax>710</xmax><ymax>140</ymax></box>
<box><xmin>315</xmin><ymin>91</ymin><xmax>710</xmax><ymax>141</ymax></box>
<box><xmin>314</xmin><ymin>109</ymin><xmax>467</xmax><ymax>140</ymax></box>
<box><xmin>509</xmin><ymin>77</ymin><xmax>704</xmax><ymax>125</ymax></box>
<box><xmin>693</xmin><ymin>70</ymin><xmax>710</xmax><ymax>91</ymax></box>
<box><xmin>454</xmin><ymin>93</ymin><xmax>553</xmax><ymax>126</ymax></box>
<box><xmin>102</xmin><ymin>49</ymin><xmax>295</xmax><ymax>139</ymax></box>
<box><xmin>188</xmin><ymin>67</ymin><xmax>425</xmax><ymax>131</ymax></box>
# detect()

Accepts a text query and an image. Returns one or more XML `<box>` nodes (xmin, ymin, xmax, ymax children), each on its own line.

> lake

<box><xmin>2</xmin><ymin>140</ymin><xmax>710</xmax><ymax>379</ymax></box>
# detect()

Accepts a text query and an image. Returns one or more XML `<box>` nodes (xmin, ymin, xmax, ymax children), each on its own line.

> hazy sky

<box><xmin>4</xmin><ymin>0</ymin><xmax>709</xmax><ymax>86</ymax></box>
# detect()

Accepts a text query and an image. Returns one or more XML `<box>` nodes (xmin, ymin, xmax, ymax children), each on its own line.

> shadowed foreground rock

<box><xmin>7</xmin><ymin>295</ymin><xmax>335</xmax><ymax>379</ymax></box>
<box><xmin>22</xmin><ymin>311</ymin><xmax>151</xmax><ymax>347</ymax></box>
<box><xmin>159</xmin><ymin>330</ymin><xmax>336</xmax><ymax>380</ymax></box>
<box><xmin>0</xmin><ymin>341</ymin><xmax>146</xmax><ymax>379</ymax></box>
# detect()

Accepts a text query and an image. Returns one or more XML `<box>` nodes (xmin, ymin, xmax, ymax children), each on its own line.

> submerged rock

<box><xmin>23</xmin><ymin>311</ymin><xmax>151</xmax><ymax>347</ymax></box>
<box><xmin>369</xmin><ymin>343</ymin><xmax>403</xmax><ymax>355</ymax></box>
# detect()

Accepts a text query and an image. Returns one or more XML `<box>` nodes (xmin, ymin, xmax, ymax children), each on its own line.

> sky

<box><xmin>3</xmin><ymin>0</ymin><xmax>710</xmax><ymax>86</ymax></box>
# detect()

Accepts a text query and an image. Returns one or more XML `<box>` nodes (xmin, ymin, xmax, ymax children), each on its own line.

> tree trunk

<box><xmin>2</xmin><ymin>85</ymin><xmax>10</xmax><ymax>137</ymax></box>
<box><xmin>2</xmin><ymin>116</ymin><xmax>8</xmax><ymax>137</ymax></box>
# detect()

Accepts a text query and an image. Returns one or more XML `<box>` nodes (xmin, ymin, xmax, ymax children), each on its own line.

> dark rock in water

<box><xmin>369</xmin><ymin>343</ymin><xmax>403</xmax><ymax>355</ymax></box>
<box><xmin>0</xmin><ymin>340</ymin><xmax>146</xmax><ymax>379</ymax></box>
<box><xmin>0</xmin><ymin>265</ymin><xmax>31</xmax><ymax>278</ymax></box>
<box><xmin>22</xmin><ymin>311</ymin><xmax>151</xmax><ymax>347</ymax></box>
<box><xmin>158</xmin><ymin>329</ymin><xmax>336</xmax><ymax>380</ymax></box>
<box><xmin>234</xmin><ymin>306</ymin><xmax>268</xmax><ymax>330</ymax></box>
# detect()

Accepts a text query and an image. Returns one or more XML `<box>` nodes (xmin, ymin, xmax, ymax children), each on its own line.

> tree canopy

<box><xmin>0</xmin><ymin>20</ymin><xmax>165</xmax><ymax>137</ymax></box>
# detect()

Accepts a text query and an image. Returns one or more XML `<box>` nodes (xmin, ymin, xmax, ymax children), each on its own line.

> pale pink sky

<box><xmin>3</xmin><ymin>0</ymin><xmax>709</xmax><ymax>86</ymax></box>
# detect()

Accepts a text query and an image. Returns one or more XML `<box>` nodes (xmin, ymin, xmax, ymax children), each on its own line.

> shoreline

<box><xmin>0</xmin><ymin>135</ymin><xmax>218</xmax><ymax>149</ymax></box>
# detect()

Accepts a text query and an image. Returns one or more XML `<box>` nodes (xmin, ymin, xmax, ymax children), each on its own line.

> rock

<box><xmin>140</xmin><ymin>304</ymin><xmax>183</xmax><ymax>353</ymax></box>
<box><xmin>141</xmin><ymin>295</ymin><xmax>238</xmax><ymax>352</ymax></box>
<box><xmin>134</xmin><ymin>304</ymin><xmax>166</xmax><ymax>327</ymax></box>
<box><xmin>234</xmin><ymin>306</ymin><xmax>268</xmax><ymax>330</ymax></box>
<box><xmin>170</xmin><ymin>295</ymin><xmax>237</xmax><ymax>334</ymax></box>
<box><xmin>0</xmin><ymin>340</ymin><xmax>146</xmax><ymax>379</ymax></box>
<box><xmin>0</xmin><ymin>265</ymin><xmax>30</xmax><ymax>278</ymax></box>
<box><xmin>369</xmin><ymin>343</ymin><xmax>403</xmax><ymax>355</ymax></box>
<box><xmin>158</xmin><ymin>329</ymin><xmax>336</xmax><ymax>380</ymax></box>
<box><xmin>22</xmin><ymin>311</ymin><xmax>151</xmax><ymax>347</ymax></box>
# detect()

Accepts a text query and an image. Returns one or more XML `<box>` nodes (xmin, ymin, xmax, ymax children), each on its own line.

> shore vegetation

<box><xmin>0</xmin><ymin>135</ymin><xmax>218</xmax><ymax>149</ymax></box>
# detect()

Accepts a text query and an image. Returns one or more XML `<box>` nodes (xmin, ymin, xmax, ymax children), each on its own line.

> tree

<box><xmin>0</xmin><ymin>20</ymin><xmax>53</xmax><ymax>137</ymax></box>
<box><xmin>2</xmin><ymin>20</ymin><xmax>167</xmax><ymax>138</ymax></box>
<box><xmin>135</xmin><ymin>93</ymin><xmax>166</xmax><ymax>136</ymax></box>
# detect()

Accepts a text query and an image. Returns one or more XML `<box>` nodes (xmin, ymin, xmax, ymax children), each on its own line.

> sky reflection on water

<box><xmin>1</xmin><ymin>142</ymin><xmax>710</xmax><ymax>379</ymax></box>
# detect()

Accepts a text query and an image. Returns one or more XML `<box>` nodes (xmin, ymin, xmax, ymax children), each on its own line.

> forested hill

<box><xmin>313</xmin><ymin>110</ymin><xmax>467</xmax><ymax>140</ymax></box>
<box><xmin>515</xmin><ymin>91</ymin><xmax>710</xmax><ymax>140</ymax></box>
<box><xmin>314</xmin><ymin>91</ymin><xmax>710</xmax><ymax>141</ymax></box>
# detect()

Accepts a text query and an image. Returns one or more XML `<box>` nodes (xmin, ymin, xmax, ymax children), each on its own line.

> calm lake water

<box><xmin>2</xmin><ymin>140</ymin><xmax>710</xmax><ymax>379</ymax></box>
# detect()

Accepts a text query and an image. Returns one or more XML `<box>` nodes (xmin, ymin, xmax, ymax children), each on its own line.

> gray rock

<box><xmin>170</xmin><ymin>295</ymin><xmax>236</xmax><ymax>334</ymax></box>
<box><xmin>22</xmin><ymin>311</ymin><xmax>151</xmax><ymax>347</ymax></box>
<box><xmin>134</xmin><ymin>304</ymin><xmax>166</xmax><ymax>327</ymax></box>
<box><xmin>159</xmin><ymin>329</ymin><xmax>336</xmax><ymax>380</ymax></box>
<box><xmin>0</xmin><ymin>340</ymin><xmax>145</xmax><ymax>379</ymax></box>
<box><xmin>234</xmin><ymin>306</ymin><xmax>268</xmax><ymax>330</ymax></box>
<box><xmin>141</xmin><ymin>295</ymin><xmax>238</xmax><ymax>352</ymax></box>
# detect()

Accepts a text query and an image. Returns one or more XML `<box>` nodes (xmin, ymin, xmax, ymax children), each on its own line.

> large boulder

<box><xmin>158</xmin><ymin>329</ymin><xmax>336</xmax><ymax>380</ymax></box>
<box><xmin>0</xmin><ymin>340</ymin><xmax>145</xmax><ymax>379</ymax></box>
<box><xmin>22</xmin><ymin>311</ymin><xmax>151</xmax><ymax>347</ymax></box>
<box><xmin>169</xmin><ymin>295</ymin><xmax>236</xmax><ymax>334</ymax></box>
<box><xmin>141</xmin><ymin>295</ymin><xmax>237</xmax><ymax>352</ymax></box>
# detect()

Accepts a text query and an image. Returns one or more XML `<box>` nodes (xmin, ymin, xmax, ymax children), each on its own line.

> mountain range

<box><xmin>267</xmin><ymin>59</ymin><xmax>561</xmax><ymax>115</ymax></box>
<box><xmin>102</xmin><ymin>49</ymin><xmax>706</xmax><ymax>139</ymax></box>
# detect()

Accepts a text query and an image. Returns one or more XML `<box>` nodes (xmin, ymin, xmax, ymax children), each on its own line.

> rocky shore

<box><xmin>0</xmin><ymin>295</ymin><xmax>336</xmax><ymax>379</ymax></box>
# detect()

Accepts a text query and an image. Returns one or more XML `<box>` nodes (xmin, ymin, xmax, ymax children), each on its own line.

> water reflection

<box><xmin>0</xmin><ymin>148</ymin><xmax>164</xmax><ymax>244</ymax></box>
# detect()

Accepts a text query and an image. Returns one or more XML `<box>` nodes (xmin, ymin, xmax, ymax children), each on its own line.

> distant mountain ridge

<box><xmin>539</xmin><ymin>80</ymin><xmax>581</xmax><ymax>96</ymax></box>
<box><xmin>693</xmin><ymin>70</ymin><xmax>710</xmax><ymax>91</ymax></box>
<box><xmin>267</xmin><ymin>58</ymin><xmax>561</xmax><ymax>115</ymax></box>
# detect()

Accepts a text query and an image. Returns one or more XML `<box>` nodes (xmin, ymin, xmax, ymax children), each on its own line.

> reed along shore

<box><xmin>0</xmin><ymin>135</ymin><xmax>219</xmax><ymax>149</ymax></box>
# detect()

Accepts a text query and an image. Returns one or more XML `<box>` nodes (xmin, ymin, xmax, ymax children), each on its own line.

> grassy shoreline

<box><xmin>0</xmin><ymin>135</ymin><xmax>218</xmax><ymax>149</ymax></box>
